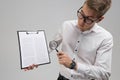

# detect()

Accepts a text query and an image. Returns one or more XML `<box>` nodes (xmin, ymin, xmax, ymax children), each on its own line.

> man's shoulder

<box><xmin>96</xmin><ymin>24</ymin><xmax>113</xmax><ymax>39</ymax></box>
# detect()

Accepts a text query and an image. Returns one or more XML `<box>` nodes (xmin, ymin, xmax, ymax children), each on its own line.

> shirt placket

<box><xmin>71</xmin><ymin>33</ymin><xmax>84</xmax><ymax>79</ymax></box>
<box><xmin>73</xmin><ymin>32</ymin><xmax>84</xmax><ymax>60</ymax></box>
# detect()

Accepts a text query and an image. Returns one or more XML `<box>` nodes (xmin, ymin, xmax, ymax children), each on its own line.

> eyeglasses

<box><xmin>77</xmin><ymin>8</ymin><xmax>98</xmax><ymax>24</ymax></box>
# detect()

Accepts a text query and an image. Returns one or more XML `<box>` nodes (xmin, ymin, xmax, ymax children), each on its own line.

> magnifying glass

<box><xmin>49</xmin><ymin>40</ymin><xmax>59</xmax><ymax>52</ymax></box>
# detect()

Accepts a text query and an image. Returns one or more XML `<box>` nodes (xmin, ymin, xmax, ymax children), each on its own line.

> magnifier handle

<box><xmin>55</xmin><ymin>48</ymin><xmax>59</xmax><ymax>52</ymax></box>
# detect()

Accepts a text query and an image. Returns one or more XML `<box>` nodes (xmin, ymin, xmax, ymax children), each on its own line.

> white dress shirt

<box><xmin>54</xmin><ymin>20</ymin><xmax>113</xmax><ymax>80</ymax></box>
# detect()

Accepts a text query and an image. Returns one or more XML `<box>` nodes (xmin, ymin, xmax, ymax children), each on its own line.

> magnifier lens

<box><xmin>49</xmin><ymin>40</ymin><xmax>58</xmax><ymax>50</ymax></box>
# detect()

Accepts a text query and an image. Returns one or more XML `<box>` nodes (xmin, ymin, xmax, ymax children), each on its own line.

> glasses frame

<box><xmin>77</xmin><ymin>7</ymin><xmax>99</xmax><ymax>24</ymax></box>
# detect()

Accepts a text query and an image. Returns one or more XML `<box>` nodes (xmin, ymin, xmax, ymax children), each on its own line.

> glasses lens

<box><xmin>85</xmin><ymin>19</ymin><xmax>93</xmax><ymax>24</ymax></box>
<box><xmin>77</xmin><ymin>12</ymin><xmax>83</xmax><ymax>19</ymax></box>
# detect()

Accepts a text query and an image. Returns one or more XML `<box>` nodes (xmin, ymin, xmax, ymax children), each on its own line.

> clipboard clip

<box><xmin>26</xmin><ymin>31</ymin><xmax>39</xmax><ymax>34</ymax></box>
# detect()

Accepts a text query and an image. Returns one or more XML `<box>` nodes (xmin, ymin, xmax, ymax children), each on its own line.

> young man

<box><xmin>55</xmin><ymin>0</ymin><xmax>113</xmax><ymax>80</ymax></box>
<box><xmin>25</xmin><ymin>0</ymin><xmax>113</xmax><ymax>80</ymax></box>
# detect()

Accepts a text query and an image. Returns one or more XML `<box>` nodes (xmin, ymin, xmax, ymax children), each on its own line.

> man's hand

<box><xmin>24</xmin><ymin>64</ymin><xmax>38</xmax><ymax>71</ymax></box>
<box><xmin>57</xmin><ymin>51</ymin><xmax>72</xmax><ymax>68</ymax></box>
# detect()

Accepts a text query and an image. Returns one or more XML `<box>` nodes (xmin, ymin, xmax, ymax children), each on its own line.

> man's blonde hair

<box><xmin>85</xmin><ymin>0</ymin><xmax>111</xmax><ymax>17</ymax></box>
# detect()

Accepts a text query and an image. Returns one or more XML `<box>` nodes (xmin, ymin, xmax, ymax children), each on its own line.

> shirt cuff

<box><xmin>76</xmin><ymin>62</ymin><xmax>89</xmax><ymax>75</ymax></box>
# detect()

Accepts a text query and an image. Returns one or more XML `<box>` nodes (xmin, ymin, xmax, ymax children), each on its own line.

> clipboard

<box><xmin>17</xmin><ymin>30</ymin><xmax>51</xmax><ymax>69</ymax></box>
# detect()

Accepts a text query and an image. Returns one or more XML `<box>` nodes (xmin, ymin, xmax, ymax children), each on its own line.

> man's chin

<box><xmin>79</xmin><ymin>26</ymin><xmax>86</xmax><ymax>31</ymax></box>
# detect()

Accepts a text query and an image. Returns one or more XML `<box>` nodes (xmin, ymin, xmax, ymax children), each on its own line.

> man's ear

<box><xmin>96</xmin><ymin>16</ymin><xmax>104</xmax><ymax>23</ymax></box>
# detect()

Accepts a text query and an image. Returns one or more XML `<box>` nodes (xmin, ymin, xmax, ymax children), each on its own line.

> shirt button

<box><xmin>71</xmin><ymin>74</ymin><xmax>73</xmax><ymax>77</ymax></box>
<box><xmin>78</xmin><ymin>41</ymin><xmax>79</xmax><ymax>43</ymax></box>
<box><xmin>75</xmin><ymin>49</ymin><xmax>77</xmax><ymax>51</ymax></box>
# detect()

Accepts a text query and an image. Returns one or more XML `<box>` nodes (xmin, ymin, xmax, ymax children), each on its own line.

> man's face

<box><xmin>77</xmin><ymin>4</ymin><xmax>100</xmax><ymax>31</ymax></box>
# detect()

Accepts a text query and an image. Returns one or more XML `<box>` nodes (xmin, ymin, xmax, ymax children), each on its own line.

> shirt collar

<box><xmin>75</xmin><ymin>23</ymin><xmax>98</xmax><ymax>34</ymax></box>
<box><xmin>90</xmin><ymin>23</ymin><xmax>99</xmax><ymax>33</ymax></box>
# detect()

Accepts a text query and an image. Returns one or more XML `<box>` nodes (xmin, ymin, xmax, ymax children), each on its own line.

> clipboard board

<box><xmin>17</xmin><ymin>30</ymin><xmax>51</xmax><ymax>69</ymax></box>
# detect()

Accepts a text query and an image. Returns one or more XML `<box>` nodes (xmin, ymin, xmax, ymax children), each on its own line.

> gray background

<box><xmin>0</xmin><ymin>0</ymin><xmax>119</xmax><ymax>80</ymax></box>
